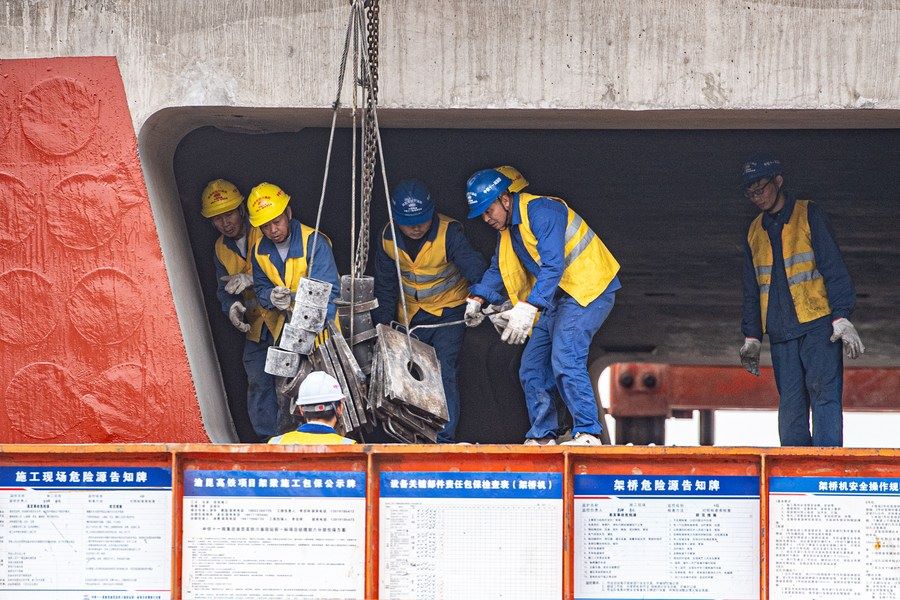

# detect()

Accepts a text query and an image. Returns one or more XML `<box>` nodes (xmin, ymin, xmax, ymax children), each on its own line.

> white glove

<box><xmin>228</xmin><ymin>301</ymin><xmax>251</xmax><ymax>333</ymax></box>
<box><xmin>270</xmin><ymin>286</ymin><xmax>292</xmax><ymax>311</ymax></box>
<box><xmin>464</xmin><ymin>297</ymin><xmax>485</xmax><ymax>327</ymax></box>
<box><xmin>501</xmin><ymin>301</ymin><xmax>538</xmax><ymax>345</ymax></box>
<box><xmin>830</xmin><ymin>318</ymin><xmax>865</xmax><ymax>359</ymax></box>
<box><xmin>221</xmin><ymin>273</ymin><xmax>254</xmax><ymax>295</ymax></box>
<box><xmin>739</xmin><ymin>337</ymin><xmax>761</xmax><ymax>376</ymax></box>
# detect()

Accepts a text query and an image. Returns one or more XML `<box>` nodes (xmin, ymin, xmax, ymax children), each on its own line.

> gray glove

<box><xmin>464</xmin><ymin>297</ymin><xmax>485</xmax><ymax>327</ymax></box>
<box><xmin>489</xmin><ymin>310</ymin><xmax>510</xmax><ymax>335</ymax></box>
<box><xmin>830</xmin><ymin>318</ymin><xmax>865</xmax><ymax>359</ymax></box>
<box><xmin>739</xmin><ymin>337</ymin><xmax>761</xmax><ymax>376</ymax></box>
<box><xmin>221</xmin><ymin>273</ymin><xmax>254</xmax><ymax>295</ymax></box>
<box><xmin>228</xmin><ymin>301</ymin><xmax>251</xmax><ymax>333</ymax></box>
<box><xmin>270</xmin><ymin>286</ymin><xmax>292</xmax><ymax>311</ymax></box>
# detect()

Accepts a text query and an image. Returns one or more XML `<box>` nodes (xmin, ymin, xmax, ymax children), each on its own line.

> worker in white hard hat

<box><xmin>267</xmin><ymin>371</ymin><xmax>356</xmax><ymax>445</ymax></box>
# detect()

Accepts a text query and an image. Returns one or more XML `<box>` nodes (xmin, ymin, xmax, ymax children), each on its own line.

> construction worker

<box><xmin>739</xmin><ymin>154</ymin><xmax>863</xmax><ymax>447</ymax></box>
<box><xmin>201</xmin><ymin>179</ymin><xmax>274</xmax><ymax>439</ymax></box>
<box><xmin>268</xmin><ymin>371</ymin><xmax>356</xmax><ymax>444</ymax></box>
<box><xmin>465</xmin><ymin>168</ymin><xmax>621</xmax><ymax>446</ymax></box>
<box><xmin>373</xmin><ymin>179</ymin><xmax>487</xmax><ymax>442</ymax></box>
<box><xmin>248</xmin><ymin>182</ymin><xmax>341</xmax><ymax>440</ymax></box>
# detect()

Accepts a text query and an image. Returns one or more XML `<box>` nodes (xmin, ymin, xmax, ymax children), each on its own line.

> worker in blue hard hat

<box><xmin>739</xmin><ymin>153</ymin><xmax>863</xmax><ymax>447</ymax></box>
<box><xmin>268</xmin><ymin>371</ymin><xmax>356</xmax><ymax>445</ymax></box>
<box><xmin>372</xmin><ymin>178</ymin><xmax>488</xmax><ymax>442</ymax></box>
<box><xmin>465</xmin><ymin>167</ymin><xmax>621</xmax><ymax>446</ymax></box>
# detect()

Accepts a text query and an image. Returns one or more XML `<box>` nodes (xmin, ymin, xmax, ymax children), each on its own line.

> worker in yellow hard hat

<box><xmin>248</xmin><ymin>182</ymin><xmax>342</xmax><ymax>438</ymax></box>
<box><xmin>201</xmin><ymin>179</ymin><xmax>273</xmax><ymax>440</ymax></box>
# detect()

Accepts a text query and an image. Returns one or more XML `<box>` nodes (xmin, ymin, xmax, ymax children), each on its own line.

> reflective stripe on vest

<box><xmin>498</xmin><ymin>193</ymin><xmax>620</xmax><ymax>308</ymax></box>
<box><xmin>747</xmin><ymin>200</ymin><xmax>831</xmax><ymax>333</ymax></box>
<box><xmin>253</xmin><ymin>223</ymin><xmax>318</xmax><ymax>341</ymax></box>
<box><xmin>382</xmin><ymin>214</ymin><xmax>470</xmax><ymax>323</ymax></box>
<box><xmin>215</xmin><ymin>227</ymin><xmax>265</xmax><ymax>342</ymax></box>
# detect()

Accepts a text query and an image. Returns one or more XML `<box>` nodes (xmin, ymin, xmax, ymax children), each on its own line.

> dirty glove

<box><xmin>501</xmin><ymin>301</ymin><xmax>538</xmax><ymax>345</ymax></box>
<box><xmin>228</xmin><ymin>301</ymin><xmax>251</xmax><ymax>333</ymax></box>
<box><xmin>464</xmin><ymin>297</ymin><xmax>485</xmax><ymax>327</ymax></box>
<box><xmin>489</xmin><ymin>310</ymin><xmax>510</xmax><ymax>335</ymax></box>
<box><xmin>739</xmin><ymin>337</ymin><xmax>761</xmax><ymax>376</ymax></box>
<box><xmin>221</xmin><ymin>273</ymin><xmax>254</xmax><ymax>295</ymax></box>
<box><xmin>830</xmin><ymin>318</ymin><xmax>865</xmax><ymax>359</ymax></box>
<box><xmin>270</xmin><ymin>286</ymin><xmax>293</xmax><ymax>311</ymax></box>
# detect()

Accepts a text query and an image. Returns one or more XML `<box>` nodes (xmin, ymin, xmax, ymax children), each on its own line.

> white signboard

<box><xmin>181</xmin><ymin>469</ymin><xmax>366</xmax><ymax>600</ymax></box>
<box><xmin>574</xmin><ymin>474</ymin><xmax>759</xmax><ymax>600</ymax></box>
<box><xmin>769</xmin><ymin>476</ymin><xmax>900</xmax><ymax>599</ymax></box>
<box><xmin>379</xmin><ymin>471</ymin><xmax>563</xmax><ymax>600</ymax></box>
<box><xmin>0</xmin><ymin>465</ymin><xmax>172</xmax><ymax>600</ymax></box>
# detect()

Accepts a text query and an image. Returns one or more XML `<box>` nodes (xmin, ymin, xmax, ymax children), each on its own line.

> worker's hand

<box><xmin>228</xmin><ymin>301</ymin><xmax>251</xmax><ymax>333</ymax></box>
<box><xmin>221</xmin><ymin>273</ymin><xmax>254</xmax><ymax>295</ymax></box>
<box><xmin>739</xmin><ymin>337</ymin><xmax>761</xmax><ymax>376</ymax></box>
<box><xmin>464</xmin><ymin>297</ymin><xmax>485</xmax><ymax>327</ymax></box>
<box><xmin>270</xmin><ymin>286</ymin><xmax>292</xmax><ymax>311</ymax></box>
<box><xmin>830</xmin><ymin>318</ymin><xmax>865</xmax><ymax>359</ymax></box>
<box><xmin>501</xmin><ymin>301</ymin><xmax>537</xmax><ymax>345</ymax></box>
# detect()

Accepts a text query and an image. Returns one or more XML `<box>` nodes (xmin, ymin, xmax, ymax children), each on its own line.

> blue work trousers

<box><xmin>243</xmin><ymin>330</ymin><xmax>279</xmax><ymax>441</ymax></box>
<box><xmin>519</xmin><ymin>290</ymin><xmax>616</xmax><ymax>440</ymax></box>
<box><xmin>770</xmin><ymin>322</ymin><xmax>844</xmax><ymax>446</ymax></box>
<box><xmin>409</xmin><ymin>305</ymin><xmax>466</xmax><ymax>442</ymax></box>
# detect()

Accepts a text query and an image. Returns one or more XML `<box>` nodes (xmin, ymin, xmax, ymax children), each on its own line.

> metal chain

<box><xmin>353</xmin><ymin>0</ymin><xmax>379</xmax><ymax>278</ymax></box>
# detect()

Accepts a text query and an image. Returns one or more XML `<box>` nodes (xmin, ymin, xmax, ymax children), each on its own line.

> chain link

<box><xmin>353</xmin><ymin>0</ymin><xmax>379</xmax><ymax>278</ymax></box>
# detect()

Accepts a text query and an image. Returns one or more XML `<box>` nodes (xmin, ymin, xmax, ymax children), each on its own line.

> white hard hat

<box><xmin>292</xmin><ymin>371</ymin><xmax>345</xmax><ymax>413</ymax></box>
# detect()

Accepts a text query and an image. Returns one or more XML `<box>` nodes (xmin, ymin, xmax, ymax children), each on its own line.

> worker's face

<box><xmin>481</xmin><ymin>193</ymin><xmax>512</xmax><ymax>231</ymax></box>
<box><xmin>745</xmin><ymin>175</ymin><xmax>784</xmax><ymax>213</ymax></box>
<box><xmin>210</xmin><ymin>208</ymin><xmax>245</xmax><ymax>239</ymax></box>
<box><xmin>261</xmin><ymin>208</ymin><xmax>292</xmax><ymax>244</ymax></box>
<box><xmin>398</xmin><ymin>218</ymin><xmax>431</xmax><ymax>240</ymax></box>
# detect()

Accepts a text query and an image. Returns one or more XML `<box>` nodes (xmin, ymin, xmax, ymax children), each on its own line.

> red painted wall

<box><xmin>0</xmin><ymin>57</ymin><xmax>207</xmax><ymax>442</ymax></box>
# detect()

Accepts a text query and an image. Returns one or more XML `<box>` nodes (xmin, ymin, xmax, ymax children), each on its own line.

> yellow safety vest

<box><xmin>499</xmin><ymin>193</ymin><xmax>620</xmax><ymax>308</ymax></box>
<box><xmin>268</xmin><ymin>430</ymin><xmax>356</xmax><ymax>445</ymax></box>
<box><xmin>252</xmin><ymin>223</ymin><xmax>318</xmax><ymax>341</ymax></box>
<box><xmin>748</xmin><ymin>200</ymin><xmax>831</xmax><ymax>333</ymax></box>
<box><xmin>382</xmin><ymin>214</ymin><xmax>470</xmax><ymax>323</ymax></box>
<box><xmin>215</xmin><ymin>227</ymin><xmax>265</xmax><ymax>342</ymax></box>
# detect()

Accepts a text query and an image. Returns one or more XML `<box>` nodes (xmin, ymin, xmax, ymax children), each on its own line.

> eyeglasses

<box><xmin>745</xmin><ymin>178</ymin><xmax>774</xmax><ymax>199</ymax></box>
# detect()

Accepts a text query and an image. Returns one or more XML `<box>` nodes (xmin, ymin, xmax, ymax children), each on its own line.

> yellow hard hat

<box><xmin>201</xmin><ymin>179</ymin><xmax>244</xmax><ymax>218</ymax></box>
<box><xmin>247</xmin><ymin>182</ymin><xmax>291</xmax><ymax>227</ymax></box>
<box><xmin>496</xmin><ymin>165</ymin><xmax>529</xmax><ymax>193</ymax></box>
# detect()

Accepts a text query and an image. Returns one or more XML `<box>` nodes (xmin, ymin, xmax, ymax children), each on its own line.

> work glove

<box><xmin>228</xmin><ymin>301</ymin><xmax>251</xmax><ymax>333</ymax></box>
<box><xmin>830</xmin><ymin>318</ymin><xmax>865</xmax><ymax>359</ymax></box>
<box><xmin>464</xmin><ymin>297</ymin><xmax>485</xmax><ymax>327</ymax></box>
<box><xmin>501</xmin><ymin>301</ymin><xmax>538</xmax><ymax>345</ymax></box>
<box><xmin>221</xmin><ymin>273</ymin><xmax>254</xmax><ymax>295</ymax></box>
<box><xmin>739</xmin><ymin>337</ymin><xmax>761</xmax><ymax>376</ymax></box>
<box><xmin>270</xmin><ymin>286</ymin><xmax>293</xmax><ymax>311</ymax></box>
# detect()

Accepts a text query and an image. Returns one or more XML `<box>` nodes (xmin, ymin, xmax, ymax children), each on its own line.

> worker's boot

<box><xmin>560</xmin><ymin>432</ymin><xmax>602</xmax><ymax>446</ymax></box>
<box><xmin>523</xmin><ymin>437</ymin><xmax>557</xmax><ymax>446</ymax></box>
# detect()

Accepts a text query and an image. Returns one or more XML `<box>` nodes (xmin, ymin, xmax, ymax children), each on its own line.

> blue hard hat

<box><xmin>741</xmin><ymin>153</ymin><xmax>782</xmax><ymax>187</ymax></box>
<box><xmin>466</xmin><ymin>169</ymin><xmax>513</xmax><ymax>219</ymax></box>
<box><xmin>391</xmin><ymin>179</ymin><xmax>435</xmax><ymax>226</ymax></box>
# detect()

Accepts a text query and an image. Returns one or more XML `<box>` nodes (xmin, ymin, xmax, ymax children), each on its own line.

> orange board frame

<box><xmin>2</xmin><ymin>444</ymin><xmax>898</xmax><ymax>599</ymax></box>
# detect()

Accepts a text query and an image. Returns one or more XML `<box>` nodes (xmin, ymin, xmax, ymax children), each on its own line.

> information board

<box><xmin>379</xmin><ymin>471</ymin><xmax>562</xmax><ymax>600</ymax></box>
<box><xmin>181</xmin><ymin>469</ymin><xmax>366</xmax><ymax>600</ymax></box>
<box><xmin>574</xmin><ymin>474</ymin><xmax>759</xmax><ymax>600</ymax></box>
<box><xmin>769</xmin><ymin>476</ymin><xmax>900</xmax><ymax>599</ymax></box>
<box><xmin>0</xmin><ymin>465</ymin><xmax>172</xmax><ymax>600</ymax></box>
